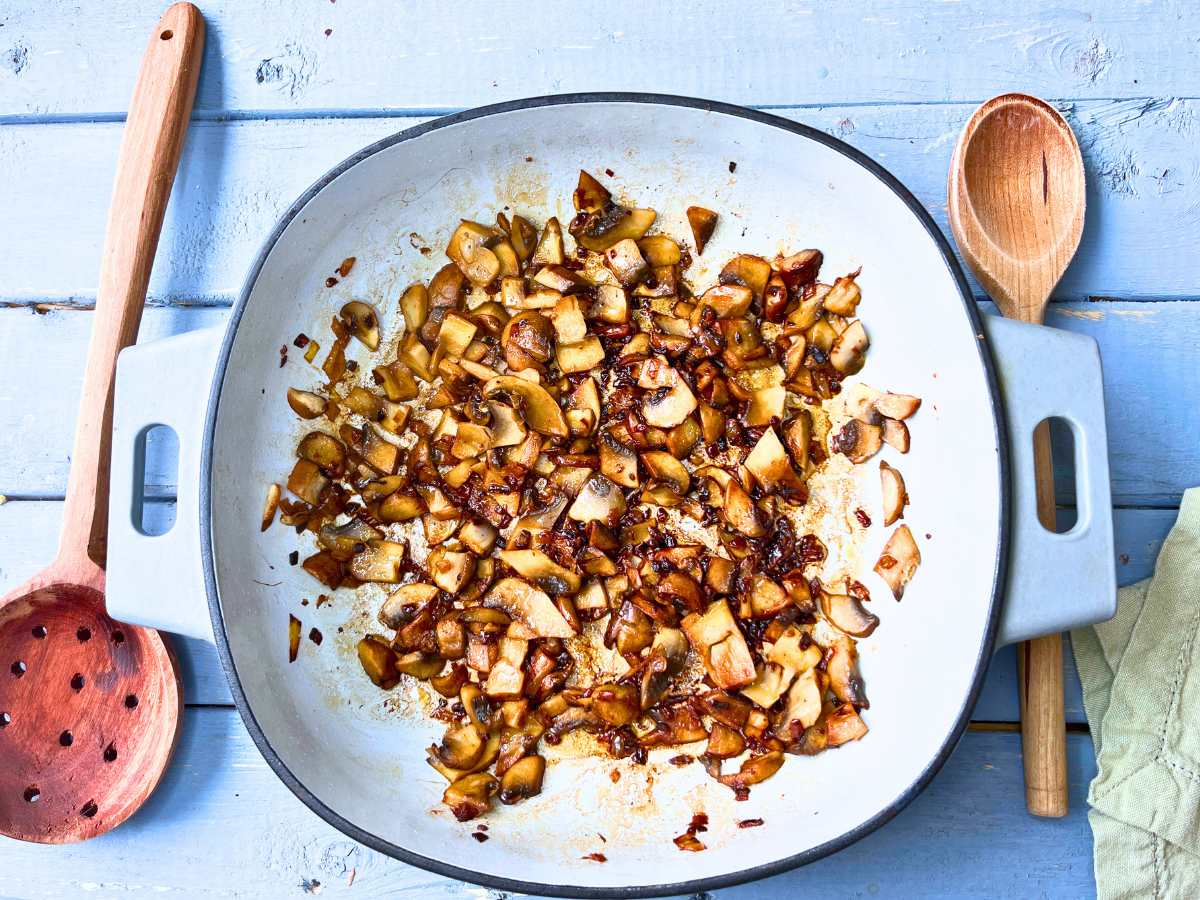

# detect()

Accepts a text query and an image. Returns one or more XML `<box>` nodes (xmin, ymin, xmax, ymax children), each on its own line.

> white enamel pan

<box><xmin>104</xmin><ymin>95</ymin><xmax>1115</xmax><ymax>897</ymax></box>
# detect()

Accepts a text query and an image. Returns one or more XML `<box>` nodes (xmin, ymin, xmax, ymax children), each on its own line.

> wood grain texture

<box><xmin>0</xmin><ymin>99</ymin><xmax>1197</xmax><ymax>305</ymax></box>
<box><xmin>0</xmin><ymin>3</ymin><xmax>203</xmax><ymax>846</ymax></box>
<box><xmin>0</xmin><ymin>0</ymin><xmax>1195</xmax><ymax>119</ymax></box>
<box><xmin>0</xmin><ymin>499</ymin><xmax>1174</xmax><ymax>715</ymax></box>
<box><xmin>0</xmin><ymin>709</ymin><xmax>1099</xmax><ymax>898</ymax></box>
<box><xmin>4</xmin><ymin>300</ymin><xmax>1194</xmax><ymax>507</ymax></box>
<box><xmin>948</xmin><ymin>93</ymin><xmax>1088</xmax><ymax>818</ymax></box>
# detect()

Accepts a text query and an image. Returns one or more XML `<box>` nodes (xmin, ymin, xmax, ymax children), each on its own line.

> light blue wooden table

<box><xmin>1</xmin><ymin>1</ymin><xmax>1195</xmax><ymax>896</ymax></box>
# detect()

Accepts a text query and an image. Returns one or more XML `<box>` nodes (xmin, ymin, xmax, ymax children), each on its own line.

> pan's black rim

<box><xmin>200</xmin><ymin>92</ymin><xmax>1009</xmax><ymax>899</ymax></box>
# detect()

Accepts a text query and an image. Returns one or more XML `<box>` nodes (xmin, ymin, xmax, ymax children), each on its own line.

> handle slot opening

<box><xmin>130</xmin><ymin>424</ymin><xmax>179</xmax><ymax>537</ymax></box>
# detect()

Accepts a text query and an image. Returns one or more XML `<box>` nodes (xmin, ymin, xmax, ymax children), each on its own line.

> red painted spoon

<box><xmin>0</xmin><ymin>3</ymin><xmax>204</xmax><ymax>842</ymax></box>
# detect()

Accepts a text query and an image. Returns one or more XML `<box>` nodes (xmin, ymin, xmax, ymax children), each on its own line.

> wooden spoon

<box><xmin>0</xmin><ymin>3</ymin><xmax>204</xmax><ymax>842</ymax></box>
<box><xmin>947</xmin><ymin>93</ymin><xmax>1086</xmax><ymax>818</ymax></box>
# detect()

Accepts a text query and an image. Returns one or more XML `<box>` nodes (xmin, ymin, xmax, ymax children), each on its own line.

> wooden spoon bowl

<box><xmin>948</xmin><ymin>93</ymin><xmax>1087</xmax><ymax>819</ymax></box>
<box><xmin>0</xmin><ymin>2</ymin><xmax>203</xmax><ymax>843</ymax></box>
<box><xmin>0</xmin><ymin>579</ymin><xmax>180</xmax><ymax>842</ymax></box>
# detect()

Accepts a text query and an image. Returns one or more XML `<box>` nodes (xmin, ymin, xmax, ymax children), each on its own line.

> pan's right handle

<box><xmin>106</xmin><ymin>326</ymin><xmax>224</xmax><ymax>642</ymax></box>
<box><xmin>982</xmin><ymin>315</ymin><xmax>1117</xmax><ymax>646</ymax></box>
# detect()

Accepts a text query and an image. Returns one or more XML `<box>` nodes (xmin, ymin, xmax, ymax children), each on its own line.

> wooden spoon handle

<box><xmin>1018</xmin><ymin>419</ymin><xmax>1069</xmax><ymax>817</ymax></box>
<box><xmin>58</xmin><ymin>4</ymin><xmax>204</xmax><ymax>568</ymax></box>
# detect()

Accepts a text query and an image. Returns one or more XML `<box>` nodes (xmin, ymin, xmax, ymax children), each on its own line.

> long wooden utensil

<box><xmin>0</xmin><ymin>3</ymin><xmax>204</xmax><ymax>842</ymax></box>
<box><xmin>947</xmin><ymin>93</ymin><xmax>1086</xmax><ymax>817</ymax></box>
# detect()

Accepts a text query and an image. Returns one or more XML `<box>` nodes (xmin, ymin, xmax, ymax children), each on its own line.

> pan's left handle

<box><xmin>106</xmin><ymin>326</ymin><xmax>224</xmax><ymax>642</ymax></box>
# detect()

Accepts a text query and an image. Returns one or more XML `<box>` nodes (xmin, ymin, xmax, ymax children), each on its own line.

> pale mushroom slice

<box><xmin>821</xmin><ymin>591</ymin><xmax>880</xmax><ymax>638</ymax></box>
<box><xmin>643</xmin><ymin>379</ymin><xmax>698</xmax><ymax>429</ymax></box>
<box><xmin>568</xmin><ymin>473</ymin><xmax>627</xmax><ymax>524</ymax></box>
<box><xmin>774</xmin><ymin>667</ymin><xmax>824</xmax><ymax>741</ymax></box>
<box><xmin>641</xmin><ymin>450</ymin><xmax>690</xmax><ymax>496</ymax></box>
<box><xmin>340</xmin><ymin>300</ymin><xmax>382</xmax><ymax>350</ymax></box>
<box><xmin>876</xmin><ymin>391</ymin><xmax>922</xmax><ymax>421</ymax></box>
<box><xmin>875</xmin><ymin>524</ymin><xmax>921</xmax><ymax>600</ymax></box>
<box><xmin>741</xmin><ymin>662</ymin><xmax>794</xmax><ymax>709</ymax></box>
<box><xmin>829</xmin><ymin>319</ymin><xmax>869</xmax><ymax>375</ymax></box>
<box><xmin>482</xmin><ymin>375</ymin><xmax>568</xmax><ymax>438</ymax></box>
<box><xmin>497</xmin><ymin>549</ymin><xmax>581</xmax><ymax>594</ymax></box>
<box><xmin>488</xmin><ymin>402</ymin><xmax>528</xmax><ymax>447</ymax></box>
<box><xmin>483</xmin><ymin>577</ymin><xmax>575</xmax><ymax>638</ymax></box>
<box><xmin>882</xmin><ymin>417</ymin><xmax>910</xmax><ymax>453</ymax></box>
<box><xmin>744</xmin><ymin>427</ymin><xmax>803</xmax><ymax>494</ymax></box>
<box><xmin>604</xmin><ymin>238</ymin><xmax>649</xmax><ymax>287</ymax></box>
<box><xmin>879</xmin><ymin>461</ymin><xmax>908</xmax><ymax>526</ymax></box>
<box><xmin>287</xmin><ymin>388</ymin><xmax>327</xmax><ymax>420</ymax></box>
<box><xmin>843</xmin><ymin>383</ymin><xmax>883</xmax><ymax>424</ymax></box>
<box><xmin>261</xmin><ymin>483</ymin><xmax>281</xmax><ymax>532</ymax></box>
<box><xmin>681</xmin><ymin>599</ymin><xmax>757</xmax><ymax>690</ymax></box>
<box><xmin>379</xmin><ymin>582</ymin><xmax>441</xmax><ymax>629</ymax></box>
<box><xmin>484</xmin><ymin>636</ymin><xmax>529</xmax><ymax>699</ymax></box>
<box><xmin>428</xmin><ymin>548</ymin><xmax>476</xmax><ymax>595</ymax></box>
<box><xmin>721</xmin><ymin>476</ymin><xmax>766</xmax><ymax>537</ymax></box>
<box><xmin>826</xmin><ymin>633</ymin><xmax>868</xmax><ymax>708</ymax></box>
<box><xmin>831</xmin><ymin>419</ymin><xmax>883</xmax><ymax>464</ymax></box>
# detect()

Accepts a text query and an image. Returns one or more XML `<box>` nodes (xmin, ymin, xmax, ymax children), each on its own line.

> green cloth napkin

<box><xmin>1072</xmin><ymin>487</ymin><xmax>1200</xmax><ymax>899</ymax></box>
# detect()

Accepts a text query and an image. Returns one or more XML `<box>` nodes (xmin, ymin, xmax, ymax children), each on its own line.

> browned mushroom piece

<box><xmin>531</xmin><ymin>217</ymin><xmax>566</xmax><ymax>266</ymax></box>
<box><xmin>717</xmin><ymin>751</ymin><xmax>785</xmax><ymax>791</ymax></box>
<box><xmin>641</xmin><ymin>450</ymin><xmax>690</xmax><ymax>496</ymax></box>
<box><xmin>604</xmin><ymin>238</ymin><xmax>649</xmax><ymax>287</ymax></box>
<box><xmin>706</xmin><ymin>722</ymin><xmax>747</xmax><ymax>760</ymax></box>
<box><xmin>287</xmin><ymin>388</ymin><xmax>327</xmax><ymax>420</ymax></box>
<box><xmin>379</xmin><ymin>582</ymin><xmax>439</xmax><ymax>630</ymax></box>
<box><xmin>831</xmin><ymin>419</ymin><xmax>883</xmax><ymax>464</ymax></box>
<box><xmin>339</xmin><ymin>300</ymin><xmax>382</xmax><ymax>351</ymax></box>
<box><xmin>879</xmin><ymin>461</ymin><xmax>908</xmax><ymax>526</ymax></box>
<box><xmin>434</xmin><ymin>723</ymin><xmax>486</xmax><ymax>770</ymax></box>
<box><xmin>484</xmin><ymin>636</ymin><xmax>529</xmax><ymax>699</ymax></box>
<box><xmin>498</xmin><ymin>755</ymin><xmax>546</xmax><ymax>805</ymax></box>
<box><xmin>826</xmin><ymin>634</ymin><xmax>868</xmax><ymax>708</ymax></box>
<box><xmin>821</xmin><ymin>591</ymin><xmax>880</xmax><ymax>638</ymax></box>
<box><xmin>874</xmin><ymin>524</ymin><xmax>921</xmax><ymax>600</ymax></box>
<box><xmin>502</xmin><ymin>311</ymin><xmax>554</xmax><ymax>372</ymax></box>
<box><xmin>400</xmin><ymin>283</ymin><xmax>429</xmax><ymax>333</ymax></box>
<box><xmin>483</xmin><ymin>578</ymin><xmax>575</xmax><ymax>638</ymax></box>
<box><xmin>825</xmin><ymin>704</ymin><xmax>869</xmax><ymax>747</ymax></box>
<box><xmin>447</xmin><ymin>221</ymin><xmax>502</xmax><ymax>287</ymax></box>
<box><xmin>443</xmin><ymin>773</ymin><xmax>500</xmax><ymax>821</ymax></box>
<box><xmin>497</xmin><ymin>549</ymin><xmax>581</xmax><ymax>594</ymax></box>
<box><xmin>695</xmin><ymin>283</ymin><xmax>753</xmax><ymax>319</ymax></box>
<box><xmin>686</xmin><ymin>206</ymin><xmax>718</xmax><ymax>255</ymax></box>
<box><xmin>823</xmin><ymin>272</ymin><xmax>862</xmax><ymax>316</ymax></box>
<box><xmin>682</xmin><ymin>600</ymin><xmax>757</xmax><ymax>690</ymax></box>
<box><xmin>782</xmin><ymin>410</ymin><xmax>813</xmax><ymax>473</ymax></box>
<box><xmin>720</xmin><ymin>254</ymin><xmax>772</xmax><ymax>302</ymax></box>
<box><xmin>744</xmin><ymin>427</ymin><xmax>803</xmax><ymax>494</ymax></box>
<box><xmin>747</xmin><ymin>575</ymin><xmax>790</xmax><ymax>619</ymax></box>
<box><xmin>297</xmin><ymin>431</ymin><xmax>346</xmax><ymax>474</ymax></box>
<box><xmin>882</xmin><ymin>417</ymin><xmax>910</xmax><ymax>453</ymax></box>
<box><xmin>261</xmin><ymin>483</ymin><xmax>281</xmax><ymax>531</ymax></box>
<box><xmin>775</xmin><ymin>249</ymin><xmax>823</xmax><ymax>288</ymax></box>
<box><xmin>357</xmin><ymin>635</ymin><xmax>400</xmax><ymax>689</ymax></box>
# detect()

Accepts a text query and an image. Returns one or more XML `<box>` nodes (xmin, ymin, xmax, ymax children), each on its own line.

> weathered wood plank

<box><xmin>0</xmin><ymin>491</ymin><xmax>1172</xmax><ymax>716</ymax></box>
<box><xmin>1</xmin><ymin>0</ymin><xmax>1193</xmax><ymax>119</ymax></box>
<box><xmin>0</xmin><ymin>100</ymin><xmax>1197</xmax><ymax>304</ymax></box>
<box><xmin>0</xmin><ymin>708</ymin><xmax>1098</xmax><ymax>898</ymax></box>
<box><xmin>4</xmin><ymin>299</ymin><xmax>1195</xmax><ymax>506</ymax></box>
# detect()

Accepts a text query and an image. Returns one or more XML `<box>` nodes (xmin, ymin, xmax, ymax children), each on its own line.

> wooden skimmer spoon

<box><xmin>0</xmin><ymin>4</ymin><xmax>204</xmax><ymax>842</ymax></box>
<box><xmin>948</xmin><ymin>93</ymin><xmax>1086</xmax><ymax>817</ymax></box>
